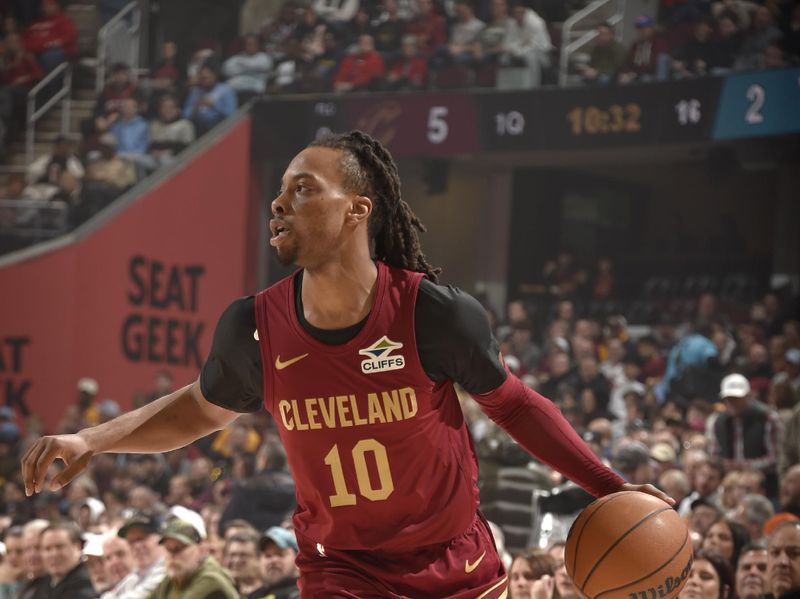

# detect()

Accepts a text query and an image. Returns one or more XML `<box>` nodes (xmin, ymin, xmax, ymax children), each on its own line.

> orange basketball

<box><xmin>565</xmin><ymin>491</ymin><xmax>694</xmax><ymax>599</ymax></box>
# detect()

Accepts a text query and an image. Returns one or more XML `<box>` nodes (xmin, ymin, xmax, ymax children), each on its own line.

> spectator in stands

<box><xmin>342</xmin><ymin>8</ymin><xmax>373</xmax><ymax>51</ymax></box>
<box><xmin>386</xmin><ymin>34</ymin><xmax>428</xmax><ymax>90</ymax></box>
<box><xmin>473</xmin><ymin>0</ymin><xmax>510</xmax><ymax>66</ymax></box>
<box><xmin>249</xmin><ymin>527</ymin><xmax>299</xmax><ymax>599</ymax></box>
<box><xmin>710</xmin><ymin>374</ymin><xmax>782</xmax><ymax>496</ymax></box>
<box><xmin>679</xmin><ymin>550</ymin><xmax>734</xmax><ymax>599</ymax></box>
<box><xmin>0</xmin><ymin>525</ymin><xmax>24</xmax><ymax>599</ymax></box>
<box><xmin>663</xmin><ymin>320</ymin><xmax>721</xmax><ymax>403</ymax></box>
<box><xmin>223</xmin><ymin>34</ymin><xmax>273</xmax><ymax>95</ymax></box>
<box><xmin>735</xmin><ymin>6</ymin><xmax>783</xmax><ymax>71</ymax></box>
<box><xmin>98</xmin><ymin>535</ymin><xmax>134</xmax><ymax>598</ymax></box>
<box><xmin>658</xmin><ymin>469</ymin><xmax>692</xmax><ymax>507</ymax></box>
<box><xmin>148</xmin><ymin>41</ymin><xmax>182</xmax><ymax>117</ymax></box>
<box><xmin>580</xmin><ymin>22</ymin><xmax>626</xmax><ymax>84</ymax></box>
<box><xmin>22</xmin><ymin>0</ymin><xmax>78</xmax><ymax>72</ymax></box>
<box><xmin>333</xmin><ymin>34</ymin><xmax>386</xmax><ymax>91</ymax></box>
<box><xmin>91</xmin><ymin>63</ymin><xmax>138</xmax><ymax>137</ymax></box>
<box><xmin>730</xmin><ymin>494</ymin><xmax>775</xmax><ymax>544</ymax></box>
<box><xmin>784</xmin><ymin>4</ymin><xmax>800</xmax><ymax>63</ymax></box>
<box><xmin>0</xmin><ymin>31</ymin><xmax>43</xmax><ymax>126</ymax></box>
<box><xmin>25</xmin><ymin>136</ymin><xmax>84</xmax><ymax>203</ymax></box>
<box><xmin>313</xmin><ymin>0</ymin><xmax>359</xmax><ymax>25</ymax></box>
<box><xmin>618</xmin><ymin>15</ymin><xmax>670</xmax><ymax>83</ymax></box>
<box><xmin>612</xmin><ymin>442</ymin><xmax>654</xmax><ymax>485</ymax></box>
<box><xmin>780</xmin><ymin>466</ymin><xmax>800</xmax><ymax>518</ymax></box>
<box><xmin>37</xmin><ymin>521</ymin><xmax>94</xmax><ymax>598</ymax></box>
<box><xmin>508</xmin><ymin>550</ymin><xmax>555</xmax><ymax>599</ymax></box>
<box><xmin>149</xmin><ymin>94</ymin><xmax>195</xmax><ymax>167</ymax></box>
<box><xmin>222</xmin><ymin>532</ymin><xmax>263</xmax><ymax>597</ymax></box>
<box><xmin>672</xmin><ymin>17</ymin><xmax>721</xmax><ymax>78</ymax></box>
<box><xmin>15</xmin><ymin>520</ymin><xmax>49</xmax><ymax>599</ymax></box>
<box><xmin>735</xmin><ymin>543</ymin><xmax>768</xmax><ymax>599</ymax></box>
<box><xmin>113</xmin><ymin>513</ymin><xmax>167</xmax><ymax>598</ymax></box>
<box><xmin>499</xmin><ymin>0</ymin><xmax>551</xmax><ymax>86</ymax></box>
<box><xmin>183</xmin><ymin>64</ymin><xmax>238</xmax><ymax>135</ymax></box>
<box><xmin>766</xmin><ymin>521</ymin><xmax>800</xmax><ymax>598</ymax></box>
<box><xmin>309</xmin><ymin>30</ymin><xmax>343</xmax><ymax>87</ymax></box>
<box><xmin>406</xmin><ymin>0</ymin><xmax>448</xmax><ymax>57</ymax></box>
<box><xmin>261</xmin><ymin>1</ymin><xmax>301</xmax><ymax>56</ymax></box>
<box><xmin>682</xmin><ymin>460</ymin><xmax>725</xmax><ymax>518</ymax></box>
<box><xmin>373</xmin><ymin>0</ymin><xmax>407</xmax><ymax>58</ymax></box>
<box><xmin>149</xmin><ymin>519</ymin><xmax>238</xmax><ymax>598</ymax></box>
<box><xmin>714</xmin><ymin>12</ymin><xmax>744</xmax><ymax>72</ymax></box>
<box><xmin>702</xmin><ymin>517</ymin><xmax>750</xmax><ymax>570</ymax></box>
<box><xmin>77</xmin><ymin>133</ymin><xmax>136</xmax><ymax>222</ymax></box>
<box><xmin>433</xmin><ymin>0</ymin><xmax>485</xmax><ymax>68</ymax></box>
<box><xmin>111</xmin><ymin>97</ymin><xmax>151</xmax><ymax>171</ymax></box>
<box><xmin>294</xmin><ymin>7</ymin><xmax>328</xmax><ymax>62</ymax></box>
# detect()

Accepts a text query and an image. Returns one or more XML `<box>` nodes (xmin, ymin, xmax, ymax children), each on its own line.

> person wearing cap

<box><xmin>248</xmin><ymin>527</ymin><xmax>299</xmax><ymax>599</ymax></box>
<box><xmin>617</xmin><ymin>14</ymin><xmax>669</xmax><ymax>83</ymax></box>
<box><xmin>35</xmin><ymin>521</ymin><xmax>95</xmax><ymax>599</ymax></box>
<box><xmin>709</xmin><ymin>373</ymin><xmax>783</xmax><ymax>497</ymax></box>
<box><xmin>76</xmin><ymin>377</ymin><xmax>100</xmax><ymax>426</ymax></box>
<box><xmin>650</xmin><ymin>442</ymin><xmax>677</xmax><ymax>478</ymax></box>
<box><xmin>111</xmin><ymin>513</ymin><xmax>167</xmax><ymax>599</ymax></box>
<box><xmin>149</xmin><ymin>519</ymin><xmax>238</xmax><ymax>599</ymax></box>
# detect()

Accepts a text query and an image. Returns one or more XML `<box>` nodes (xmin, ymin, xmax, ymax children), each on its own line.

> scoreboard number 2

<box><xmin>745</xmin><ymin>84</ymin><xmax>765</xmax><ymax>124</ymax></box>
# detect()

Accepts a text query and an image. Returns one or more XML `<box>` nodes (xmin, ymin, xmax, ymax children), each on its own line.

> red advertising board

<box><xmin>0</xmin><ymin>116</ymin><xmax>255</xmax><ymax>431</ymax></box>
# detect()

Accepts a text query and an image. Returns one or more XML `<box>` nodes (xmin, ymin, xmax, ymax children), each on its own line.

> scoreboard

<box><xmin>251</xmin><ymin>67</ymin><xmax>800</xmax><ymax>160</ymax></box>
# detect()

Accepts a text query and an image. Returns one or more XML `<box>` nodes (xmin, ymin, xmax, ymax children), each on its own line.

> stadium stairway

<box><xmin>0</xmin><ymin>1</ymin><xmax>99</xmax><ymax>187</ymax></box>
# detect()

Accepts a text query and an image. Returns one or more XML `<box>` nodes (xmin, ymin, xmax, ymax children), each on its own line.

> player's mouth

<box><xmin>269</xmin><ymin>219</ymin><xmax>291</xmax><ymax>246</ymax></box>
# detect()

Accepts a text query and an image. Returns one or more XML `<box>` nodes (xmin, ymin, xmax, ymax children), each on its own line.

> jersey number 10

<box><xmin>324</xmin><ymin>439</ymin><xmax>395</xmax><ymax>507</ymax></box>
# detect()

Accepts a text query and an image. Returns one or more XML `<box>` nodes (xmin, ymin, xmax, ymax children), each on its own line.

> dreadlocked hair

<box><xmin>310</xmin><ymin>130</ymin><xmax>441</xmax><ymax>283</ymax></box>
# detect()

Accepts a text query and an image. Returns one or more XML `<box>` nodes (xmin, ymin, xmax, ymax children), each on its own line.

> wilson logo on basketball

<box><xmin>627</xmin><ymin>555</ymin><xmax>694</xmax><ymax>599</ymax></box>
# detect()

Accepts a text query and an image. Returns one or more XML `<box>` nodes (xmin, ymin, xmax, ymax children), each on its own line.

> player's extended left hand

<box><xmin>617</xmin><ymin>482</ymin><xmax>675</xmax><ymax>506</ymax></box>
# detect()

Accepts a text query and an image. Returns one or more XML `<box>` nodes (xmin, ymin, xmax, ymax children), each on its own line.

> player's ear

<box><xmin>347</xmin><ymin>195</ymin><xmax>372</xmax><ymax>226</ymax></box>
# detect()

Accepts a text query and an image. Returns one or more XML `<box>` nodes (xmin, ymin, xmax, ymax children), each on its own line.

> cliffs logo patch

<box><xmin>359</xmin><ymin>336</ymin><xmax>405</xmax><ymax>374</ymax></box>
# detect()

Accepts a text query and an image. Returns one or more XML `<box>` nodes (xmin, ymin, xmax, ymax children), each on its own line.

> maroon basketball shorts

<box><xmin>295</xmin><ymin>511</ymin><xmax>508</xmax><ymax>598</ymax></box>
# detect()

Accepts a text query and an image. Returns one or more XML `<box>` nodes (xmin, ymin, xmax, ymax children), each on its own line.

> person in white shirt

<box><xmin>223</xmin><ymin>34</ymin><xmax>274</xmax><ymax>94</ymax></box>
<box><xmin>101</xmin><ymin>514</ymin><xmax>166</xmax><ymax>599</ymax></box>
<box><xmin>500</xmin><ymin>0</ymin><xmax>551</xmax><ymax>85</ymax></box>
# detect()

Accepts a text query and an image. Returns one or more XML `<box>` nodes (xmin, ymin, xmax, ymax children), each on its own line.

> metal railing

<box><xmin>559</xmin><ymin>0</ymin><xmax>626</xmax><ymax>86</ymax></box>
<box><xmin>96</xmin><ymin>1</ymin><xmax>141</xmax><ymax>93</ymax></box>
<box><xmin>0</xmin><ymin>199</ymin><xmax>69</xmax><ymax>242</ymax></box>
<box><xmin>26</xmin><ymin>62</ymin><xmax>72</xmax><ymax>166</ymax></box>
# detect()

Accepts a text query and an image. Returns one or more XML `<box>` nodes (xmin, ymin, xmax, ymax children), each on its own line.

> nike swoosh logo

<box><xmin>275</xmin><ymin>353</ymin><xmax>309</xmax><ymax>370</ymax></box>
<box><xmin>465</xmin><ymin>550</ymin><xmax>486</xmax><ymax>573</ymax></box>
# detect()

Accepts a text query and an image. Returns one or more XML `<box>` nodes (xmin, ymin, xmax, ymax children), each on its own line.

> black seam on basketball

<box><xmin>567</xmin><ymin>493</ymin><xmax>630</xmax><ymax>578</ymax></box>
<box><xmin>578</xmin><ymin>507</ymin><xmax>673</xmax><ymax>592</ymax></box>
<box><xmin>590</xmin><ymin>528</ymin><xmax>690</xmax><ymax>599</ymax></box>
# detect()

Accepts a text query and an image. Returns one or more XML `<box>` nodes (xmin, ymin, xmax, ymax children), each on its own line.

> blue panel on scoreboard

<box><xmin>713</xmin><ymin>67</ymin><xmax>800</xmax><ymax>140</ymax></box>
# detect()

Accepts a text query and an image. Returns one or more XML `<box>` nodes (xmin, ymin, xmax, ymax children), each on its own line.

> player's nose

<box><xmin>271</xmin><ymin>192</ymin><xmax>289</xmax><ymax>217</ymax></box>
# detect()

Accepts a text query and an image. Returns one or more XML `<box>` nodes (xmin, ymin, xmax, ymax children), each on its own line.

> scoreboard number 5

<box><xmin>745</xmin><ymin>84</ymin><xmax>765</xmax><ymax>124</ymax></box>
<box><xmin>427</xmin><ymin>106</ymin><xmax>449</xmax><ymax>144</ymax></box>
<box><xmin>324</xmin><ymin>439</ymin><xmax>395</xmax><ymax>507</ymax></box>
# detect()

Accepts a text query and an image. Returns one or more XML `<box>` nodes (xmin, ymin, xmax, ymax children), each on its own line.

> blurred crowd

<box><xmin>0</xmin><ymin>248</ymin><xmax>797</xmax><ymax>597</ymax></box>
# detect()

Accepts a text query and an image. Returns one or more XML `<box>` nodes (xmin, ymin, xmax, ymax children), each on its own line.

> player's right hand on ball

<box><xmin>21</xmin><ymin>434</ymin><xmax>94</xmax><ymax>496</ymax></box>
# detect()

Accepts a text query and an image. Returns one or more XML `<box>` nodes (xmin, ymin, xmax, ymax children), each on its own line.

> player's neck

<box><xmin>301</xmin><ymin>255</ymin><xmax>378</xmax><ymax>330</ymax></box>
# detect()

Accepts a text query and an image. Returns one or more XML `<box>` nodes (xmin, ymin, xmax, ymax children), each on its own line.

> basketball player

<box><xmin>22</xmin><ymin>131</ymin><xmax>672</xmax><ymax>597</ymax></box>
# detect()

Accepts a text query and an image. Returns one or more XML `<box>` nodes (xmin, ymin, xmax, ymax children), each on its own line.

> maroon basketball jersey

<box><xmin>254</xmin><ymin>261</ymin><xmax>480</xmax><ymax>551</ymax></box>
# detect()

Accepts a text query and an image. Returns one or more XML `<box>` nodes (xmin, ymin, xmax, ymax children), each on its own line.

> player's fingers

<box><xmin>644</xmin><ymin>483</ymin><xmax>675</xmax><ymax>506</ymax></box>
<box><xmin>50</xmin><ymin>451</ymin><xmax>93</xmax><ymax>492</ymax></box>
<box><xmin>21</xmin><ymin>439</ymin><xmax>49</xmax><ymax>496</ymax></box>
<box><xmin>33</xmin><ymin>440</ymin><xmax>64</xmax><ymax>494</ymax></box>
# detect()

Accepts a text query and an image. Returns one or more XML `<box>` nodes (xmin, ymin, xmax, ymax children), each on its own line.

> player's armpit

<box><xmin>189</xmin><ymin>379</ymin><xmax>242</xmax><ymax>428</ymax></box>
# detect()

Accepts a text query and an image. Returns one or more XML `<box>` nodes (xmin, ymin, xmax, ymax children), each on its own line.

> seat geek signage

<box><xmin>121</xmin><ymin>255</ymin><xmax>207</xmax><ymax>368</ymax></box>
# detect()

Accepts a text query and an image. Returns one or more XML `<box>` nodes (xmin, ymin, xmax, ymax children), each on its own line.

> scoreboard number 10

<box><xmin>495</xmin><ymin>110</ymin><xmax>525</xmax><ymax>136</ymax></box>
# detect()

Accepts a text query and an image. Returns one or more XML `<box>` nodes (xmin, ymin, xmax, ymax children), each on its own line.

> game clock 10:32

<box><xmin>565</xmin><ymin>103</ymin><xmax>642</xmax><ymax>136</ymax></box>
